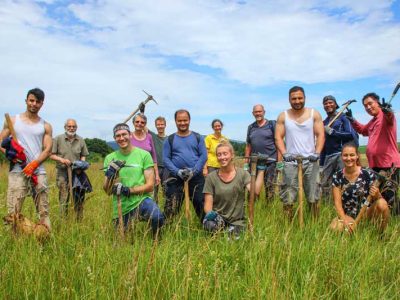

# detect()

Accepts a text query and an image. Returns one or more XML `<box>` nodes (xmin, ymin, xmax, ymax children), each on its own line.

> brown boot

<box><xmin>283</xmin><ymin>204</ymin><xmax>294</xmax><ymax>222</ymax></box>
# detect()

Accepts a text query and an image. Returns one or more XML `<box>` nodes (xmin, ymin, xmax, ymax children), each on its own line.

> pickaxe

<box><xmin>387</xmin><ymin>81</ymin><xmax>400</xmax><ymax>105</ymax></box>
<box><xmin>123</xmin><ymin>90</ymin><xmax>158</xmax><ymax>124</ymax></box>
<box><xmin>327</xmin><ymin>99</ymin><xmax>357</xmax><ymax>128</ymax></box>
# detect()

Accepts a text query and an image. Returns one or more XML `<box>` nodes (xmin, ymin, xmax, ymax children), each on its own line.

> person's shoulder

<box><xmin>54</xmin><ymin>133</ymin><xmax>65</xmax><ymax>140</ymax></box>
<box><xmin>104</xmin><ymin>151</ymin><xmax>117</xmax><ymax>161</ymax></box>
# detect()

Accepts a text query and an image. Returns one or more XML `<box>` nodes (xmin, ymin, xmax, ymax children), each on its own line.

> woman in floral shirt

<box><xmin>330</xmin><ymin>142</ymin><xmax>390</xmax><ymax>234</ymax></box>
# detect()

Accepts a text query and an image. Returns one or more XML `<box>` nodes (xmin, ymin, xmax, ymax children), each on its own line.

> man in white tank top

<box><xmin>0</xmin><ymin>88</ymin><xmax>53</xmax><ymax>230</ymax></box>
<box><xmin>275</xmin><ymin>86</ymin><xmax>325</xmax><ymax>220</ymax></box>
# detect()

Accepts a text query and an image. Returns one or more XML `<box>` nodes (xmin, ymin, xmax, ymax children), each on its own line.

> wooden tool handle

<box><xmin>4</xmin><ymin>113</ymin><xmax>18</xmax><ymax>142</ymax></box>
<box><xmin>184</xmin><ymin>180</ymin><xmax>191</xmax><ymax>221</ymax></box>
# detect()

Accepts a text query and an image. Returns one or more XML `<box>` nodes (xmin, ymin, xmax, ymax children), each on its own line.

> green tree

<box><xmin>85</xmin><ymin>138</ymin><xmax>114</xmax><ymax>162</ymax></box>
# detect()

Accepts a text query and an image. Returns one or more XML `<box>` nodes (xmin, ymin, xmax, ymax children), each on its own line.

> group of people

<box><xmin>1</xmin><ymin>86</ymin><xmax>399</xmax><ymax>239</ymax></box>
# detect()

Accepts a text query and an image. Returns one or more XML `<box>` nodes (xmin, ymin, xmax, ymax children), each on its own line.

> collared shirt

<box><xmin>205</xmin><ymin>134</ymin><xmax>228</xmax><ymax>168</ymax></box>
<box><xmin>352</xmin><ymin>110</ymin><xmax>400</xmax><ymax>168</ymax></box>
<box><xmin>52</xmin><ymin>133</ymin><xmax>89</xmax><ymax>169</ymax></box>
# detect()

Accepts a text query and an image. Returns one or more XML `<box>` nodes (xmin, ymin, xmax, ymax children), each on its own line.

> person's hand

<box><xmin>276</xmin><ymin>161</ymin><xmax>284</xmax><ymax>171</ymax></box>
<box><xmin>342</xmin><ymin>215</ymin><xmax>356</xmax><ymax>234</ymax></box>
<box><xmin>308</xmin><ymin>153</ymin><xmax>320</xmax><ymax>162</ymax></box>
<box><xmin>139</xmin><ymin>102</ymin><xmax>145</xmax><ymax>113</ymax></box>
<box><xmin>369</xmin><ymin>185</ymin><xmax>380</xmax><ymax>202</ymax></box>
<box><xmin>345</xmin><ymin>109</ymin><xmax>355</xmax><ymax>122</ymax></box>
<box><xmin>203</xmin><ymin>167</ymin><xmax>208</xmax><ymax>177</ymax></box>
<box><xmin>324</xmin><ymin>126</ymin><xmax>334</xmax><ymax>136</ymax></box>
<box><xmin>155</xmin><ymin>175</ymin><xmax>161</xmax><ymax>186</ymax></box>
<box><xmin>204</xmin><ymin>210</ymin><xmax>217</xmax><ymax>221</ymax></box>
<box><xmin>105</xmin><ymin>160</ymin><xmax>125</xmax><ymax>179</ymax></box>
<box><xmin>283</xmin><ymin>153</ymin><xmax>295</xmax><ymax>162</ymax></box>
<box><xmin>178</xmin><ymin>168</ymin><xmax>193</xmax><ymax>181</ymax></box>
<box><xmin>380</xmin><ymin>97</ymin><xmax>393</xmax><ymax>114</ymax></box>
<box><xmin>112</xmin><ymin>183</ymin><xmax>131</xmax><ymax>197</ymax></box>
<box><xmin>22</xmin><ymin>160</ymin><xmax>39</xmax><ymax>177</ymax></box>
<box><xmin>61</xmin><ymin>158</ymin><xmax>72</xmax><ymax>166</ymax></box>
<box><xmin>243</xmin><ymin>163</ymin><xmax>249</xmax><ymax>171</ymax></box>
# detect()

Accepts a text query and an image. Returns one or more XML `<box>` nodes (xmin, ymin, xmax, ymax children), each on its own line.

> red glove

<box><xmin>22</xmin><ymin>160</ymin><xmax>39</xmax><ymax>177</ymax></box>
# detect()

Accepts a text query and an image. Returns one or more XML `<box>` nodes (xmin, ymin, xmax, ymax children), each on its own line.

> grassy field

<box><xmin>0</xmin><ymin>162</ymin><xmax>399</xmax><ymax>299</ymax></box>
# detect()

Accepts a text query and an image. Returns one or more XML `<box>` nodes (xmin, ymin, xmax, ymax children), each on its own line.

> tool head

<box><xmin>391</xmin><ymin>82</ymin><xmax>400</xmax><ymax>97</ymax></box>
<box><xmin>143</xmin><ymin>90</ymin><xmax>158</xmax><ymax>105</ymax></box>
<box><xmin>341</xmin><ymin>99</ymin><xmax>356</xmax><ymax>106</ymax></box>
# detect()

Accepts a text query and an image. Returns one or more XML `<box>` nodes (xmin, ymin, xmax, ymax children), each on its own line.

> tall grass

<box><xmin>0</xmin><ymin>163</ymin><xmax>399</xmax><ymax>299</ymax></box>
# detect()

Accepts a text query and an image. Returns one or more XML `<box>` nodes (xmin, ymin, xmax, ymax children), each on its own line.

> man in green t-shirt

<box><xmin>103</xmin><ymin>123</ymin><xmax>164</xmax><ymax>237</ymax></box>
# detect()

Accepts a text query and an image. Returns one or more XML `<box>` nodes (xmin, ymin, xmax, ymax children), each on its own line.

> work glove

<box><xmin>283</xmin><ymin>153</ymin><xmax>295</xmax><ymax>162</ymax></box>
<box><xmin>112</xmin><ymin>183</ymin><xmax>131</xmax><ymax>197</ymax></box>
<box><xmin>139</xmin><ymin>102</ymin><xmax>145</xmax><ymax>113</ymax></box>
<box><xmin>204</xmin><ymin>210</ymin><xmax>218</xmax><ymax>222</ymax></box>
<box><xmin>345</xmin><ymin>109</ymin><xmax>355</xmax><ymax>122</ymax></box>
<box><xmin>72</xmin><ymin>160</ymin><xmax>90</xmax><ymax>171</ymax></box>
<box><xmin>22</xmin><ymin>160</ymin><xmax>39</xmax><ymax>177</ymax></box>
<box><xmin>324</xmin><ymin>126</ymin><xmax>334</xmax><ymax>136</ymax></box>
<box><xmin>308</xmin><ymin>153</ymin><xmax>320</xmax><ymax>162</ymax></box>
<box><xmin>1</xmin><ymin>137</ymin><xmax>26</xmax><ymax>163</ymax></box>
<box><xmin>177</xmin><ymin>168</ymin><xmax>194</xmax><ymax>181</ymax></box>
<box><xmin>243</xmin><ymin>163</ymin><xmax>249</xmax><ymax>172</ymax></box>
<box><xmin>380</xmin><ymin>98</ymin><xmax>393</xmax><ymax>114</ymax></box>
<box><xmin>105</xmin><ymin>160</ymin><xmax>125</xmax><ymax>179</ymax></box>
<box><xmin>276</xmin><ymin>161</ymin><xmax>284</xmax><ymax>171</ymax></box>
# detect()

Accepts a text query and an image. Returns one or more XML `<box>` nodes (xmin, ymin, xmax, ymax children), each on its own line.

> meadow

<box><xmin>0</xmin><ymin>162</ymin><xmax>399</xmax><ymax>299</ymax></box>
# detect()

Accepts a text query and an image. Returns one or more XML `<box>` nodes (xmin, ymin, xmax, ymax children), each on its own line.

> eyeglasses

<box><xmin>66</xmin><ymin>126</ymin><xmax>77</xmax><ymax>128</ymax></box>
<box><xmin>134</xmin><ymin>121</ymin><xmax>146</xmax><ymax>124</ymax></box>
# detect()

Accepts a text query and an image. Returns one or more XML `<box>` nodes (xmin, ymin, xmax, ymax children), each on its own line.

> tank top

<box><xmin>12</xmin><ymin>114</ymin><xmax>46</xmax><ymax>175</ymax></box>
<box><xmin>284</xmin><ymin>109</ymin><xmax>315</xmax><ymax>157</ymax></box>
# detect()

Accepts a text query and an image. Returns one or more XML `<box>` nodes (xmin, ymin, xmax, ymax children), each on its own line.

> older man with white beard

<box><xmin>50</xmin><ymin>119</ymin><xmax>89</xmax><ymax>219</ymax></box>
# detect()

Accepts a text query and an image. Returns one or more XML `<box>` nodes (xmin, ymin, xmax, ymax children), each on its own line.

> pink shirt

<box><xmin>130</xmin><ymin>133</ymin><xmax>158</xmax><ymax>164</ymax></box>
<box><xmin>352</xmin><ymin>110</ymin><xmax>400</xmax><ymax>168</ymax></box>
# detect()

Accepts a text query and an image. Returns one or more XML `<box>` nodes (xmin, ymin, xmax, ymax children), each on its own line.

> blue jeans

<box><xmin>114</xmin><ymin>197</ymin><xmax>165</xmax><ymax>235</ymax></box>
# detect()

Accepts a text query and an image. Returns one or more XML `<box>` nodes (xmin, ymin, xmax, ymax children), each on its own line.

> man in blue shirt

<box><xmin>163</xmin><ymin>109</ymin><xmax>207</xmax><ymax>222</ymax></box>
<box><xmin>321</xmin><ymin>95</ymin><xmax>358</xmax><ymax>200</ymax></box>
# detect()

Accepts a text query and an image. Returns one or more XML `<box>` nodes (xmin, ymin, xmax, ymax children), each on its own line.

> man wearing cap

<box><xmin>103</xmin><ymin>123</ymin><xmax>164</xmax><ymax>238</ymax></box>
<box><xmin>50</xmin><ymin>119</ymin><xmax>90</xmax><ymax>219</ymax></box>
<box><xmin>320</xmin><ymin>95</ymin><xmax>358</xmax><ymax>200</ymax></box>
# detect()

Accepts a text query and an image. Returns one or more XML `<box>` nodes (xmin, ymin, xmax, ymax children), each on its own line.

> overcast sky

<box><xmin>1</xmin><ymin>0</ymin><xmax>400</xmax><ymax>143</ymax></box>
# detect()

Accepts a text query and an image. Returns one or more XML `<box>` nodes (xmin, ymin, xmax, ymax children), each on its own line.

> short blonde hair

<box><xmin>215</xmin><ymin>140</ymin><xmax>234</xmax><ymax>156</ymax></box>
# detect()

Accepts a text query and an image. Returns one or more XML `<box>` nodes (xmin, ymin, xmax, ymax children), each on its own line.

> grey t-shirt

<box><xmin>203</xmin><ymin>168</ymin><xmax>251</xmax><ymax>226</ymax></box>
<box><xmin>52</xmin><ymin>133</ymin><xmax>89</xmax><ymax>169</ymax></box>
<box><xmin>150</xmin><ymin>131</ymin><xmax>167</xmax><ymax>167</ymax></box>
<box><xmin>246</xmin><ymin>120</ymin><xmax>277</xmax><ymax>159</ymax></box>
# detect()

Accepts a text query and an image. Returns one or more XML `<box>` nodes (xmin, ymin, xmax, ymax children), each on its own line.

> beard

<box><xmin>65</xmin><ymin>131</ymin><xmax>76</xmax><ymax>138</ymax></box>
<box><xmin>291</xmin><ymin>102</ymin><xmax>305</xmax><ymax>110</ymax></box>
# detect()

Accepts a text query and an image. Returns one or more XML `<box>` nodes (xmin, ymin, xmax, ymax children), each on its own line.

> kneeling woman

<box><xmin>202</xmin><ymin>141</ymin><xmax>265</xmax><ymax>235</ymax></box>
<box><xmin>330</xmin><ymin>142</ymin><xmax>390</xmax><ymax>234</ymax></box>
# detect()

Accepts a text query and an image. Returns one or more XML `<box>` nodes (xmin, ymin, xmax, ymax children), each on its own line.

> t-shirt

<box><xmin>104</xmin><ymin>147</ymin><xmax>154</xmax><ymax>219</ymax></box>
<box><xmin>204</xmin><ymin>134</ymin><xmax>228</xmax><ymax>168</ymax></box>
<box><xmin>246</xmin><ymin>120</ymin><xmax>277</xmax><ymax>159</ymax></box>
<box><xmin>163</xmin><ymin>132</ymin><xmax>207</xmax><ymax>176</ymax></box>
<box><xmin>130</xmin><ymin>133</ymin><xmax>157</xmax><ymax>164</ymax></box>
<box><xmin>332</xmin><ymin>168</ymin><xmax>375</xmax><ymax>219</ymax></box>
<box><xmin>352</xmin><ymin>110</ymin><xmax>400</xmax><ymax>168</ymax></box>
<box><xmin>52</xmin><ymin>133</ymin><xmax>89</xmax><ymax>169</ymax></box>
<box><xmin>203</xmin><ymin>168</ymin><xmax>251</xmax><ymax>226</ymax></box>
<box><xmin>150</xmin><ymin>131</ymin><xmax>167</xmax><ymax>167</ymax></box>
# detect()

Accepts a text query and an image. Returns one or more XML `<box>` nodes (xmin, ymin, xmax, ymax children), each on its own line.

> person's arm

<box><xmin>163</xmin><ymin>137</ymin><xmax>179</xmax><ymax>176</ymax></box>
<box><xmin>33</xmin><ymin>122</ymin><xmax>52</xmax><ymax>165</ymax></box>
<box><xmin>313</xmin><ymin>110</ymin><xmax>325</xmax><ymax>154</ymax></box>
<box><xmin>204</xmin><ymin>193</ymin><xmax>213</xmax><ymax>213</ymax></box>
<box><xmin>351</xmin><ymin>120</ymin><xmax>369</xmax><ymax>136</ymax></box>
<box><xmin>333</xmin><ymin>184</ymin><xmax>355</xmax><ymax>232</ymax></box>
<box><xmin>80</xmin><ymin>139</ymin><xmax>89</xmax><ymax>161</ymax></box>
<box><xmin>330</xmin><ymin>117</ymin><xmax>357</xmax><ymax>142</ymax></box>
<box><xmin>0</xmin><ymin>118</ymin><xmax>11</xmax><ymax>154</ymax></box>
<box><xmin>131</xmin><ymin>168</ymin><xmax>154</xmax><ymax>194</ymax></box>
<box><xmin>203</xmin><ymin>135</ymin><xmax>210</xmax><ymax>176</ymax></box>
<box><xmin>103</xmin><ymin>175</ymin><xmax>115</xmax><ymax>195</ymax></box>
<box><xmin>193</xmin><ymin>137</ymin><xmax>208</xmax><ymax>176</ymax></box>
<box><xmin>383</xmin><ymin>110</ymin><xmax>395</xmax><ymax>126</ymax></box>
<box><xmin>245</xmin><ymin>169</ymin><xmax>265</xmax><ymax>196</ymax></box>
<box><xmin>49</xmin><ymin>137</ymin><xmax>72</xmax><ymax>166</ymax></box>
<box><xmin>274</xmin><ymin>112</ymin><xmax>286</xmax><ymax>155</ymax></box>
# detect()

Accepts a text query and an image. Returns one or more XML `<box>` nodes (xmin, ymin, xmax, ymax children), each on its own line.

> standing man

<box><xmin>150</xmin><ymin>116</ymin><xmax>169</xmax><ymax>202</ymax></box>
<box><xmin>163</xmin><ymin>109</ymin><xmax>208</xmax><ymax>222</ymax></box>
<box><xmin>103</xmin><ymin>123</ymin><xmax>164</xmax><ymax>237</ymax></box>
<box><xmin>320</xmin><ymin>95</ymin><xmax>358</xmax><ymax>200</ymax></box>
<box><xmin>0</xmin><ymin>88</ymin><xmax>52</xmax><ymax>229</ymax></box>
<box><xmin>50</xmin><ymin>119</ymin><xmax>90</xmax><ymax>220</ymax></box>
<box><xmin>245</xmin><ymin>104</ymin><xmax>280</xmax><ymax>201</ymax></box>
<box><xmin>275</xmin><ymin>86</ymin><xmax>325</xmax><ymax>219</ymax></box>
<box><xmin>347</xmin><ymin>92</ymin><xmax>400</xmax><ymax>214</ymax></box>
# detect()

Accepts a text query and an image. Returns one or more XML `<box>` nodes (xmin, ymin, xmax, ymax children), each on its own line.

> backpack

<box><xmin>168</xmin><ymin>131</ymin><xmax>201</xmax><ymax>152</ymax></box>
